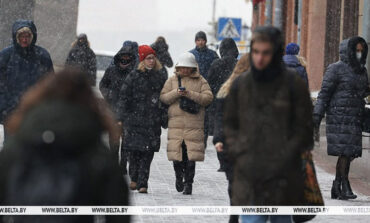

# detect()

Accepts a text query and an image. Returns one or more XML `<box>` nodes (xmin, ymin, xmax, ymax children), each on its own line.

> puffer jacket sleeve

<box><xmin>99</xmin><ymin>67</ymin><xmax>113</xmax><ymax>103</ymax></box>
<box><xmin>313</xmin><ymin>64</ymin><xmax>338</xmax><ymax>120</ymax></box>
<box><xmin>224</xmin><ymin>77</ymin><xmax>240</xmax><ymax>161</ymax></box>
<box><xmin>116</xmin><ymin>73</ymin><xmax>134</xmax><ymax>122</ymax></box>
<box><xmin>160</xmin><ymin>77</ymin><xmax>180</xmax><ymax>105</ymax></box>
<box><xmin>186</xmin><ymin>77</ymin><xmax>213</xmax><ymax>107</ymax></box>
<box><xmin>212</xmin><ymin>98</ymin><xmax>225</xmax><ymax>144</ymax></box>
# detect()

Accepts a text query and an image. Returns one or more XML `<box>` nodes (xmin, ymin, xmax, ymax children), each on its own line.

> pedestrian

<box><xmin>122</xmin><ymin>40</ymin><xmax>139</xmax><ymax>67</ymax></box>
<box><xmin>0</xmin><ymin>69</ymin><xmax>129</xmax><ymax>223</ymax></box>
<box><xmin>213</xmin><ymin>53</ymin><xmax>249</xmax><ymax>223</ymax></box>
<box><xmin>151</xmin><ymin>36</ymin><xmax>173</xmax><ymax>69</ymax></box>
<box><xmin>160</xmin><ymin>52</ymin><xmax>213</xmax><ymax>195</ymax></box>
<box><xmin>207</xmin><ymin>37</ymin><xmax>239</xmax><ymax>172</ymax></box>
<box><xmin>224</xmin><ymin>26</ymin><xmax>314</xmax><ymax>223</ymax></box>
<box><xmin>65</xmin><ymin>34</ymin><xmax>97</xmax><ymax>86</ymax></box>
<box><xmin>100</xmin><ymin>41</ymin><xmax>138</xmax><ymax>175</ymax></box>
<box><xmin>0</xmin><ymin>20</ymin><xmax>54</xmax><ymax>136</ymax></box>
<box><xmin>283</xmin><ymin>42</ymin><xmax>309</xmax><ymax>87</ymax></box>
<box><xmin>189</xmin><ymin>31</ymin><xmax>219</xmax><ymax>149</ymax></box>
<box><xmin>314</xmin><ymin>36</ymin><xmax>368</xmax><ymax>200</ymax></box>
<box><xmin>116</xmin><ymin>45</ymin><xmax>166</xmax><ymax>193</ymax></box>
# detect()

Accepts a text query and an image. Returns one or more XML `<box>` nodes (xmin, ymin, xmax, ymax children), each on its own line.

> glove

<box><xmin>312</xmin><ymin>114</ymin><xmax>322</xmax><ymax>129</ymax></box>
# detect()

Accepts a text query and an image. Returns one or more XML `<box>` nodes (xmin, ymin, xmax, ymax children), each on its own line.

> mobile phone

<box><xmin>179</xmin><ymin>87</ymin><xmax>186</xmax><ymax>91</ymax></box>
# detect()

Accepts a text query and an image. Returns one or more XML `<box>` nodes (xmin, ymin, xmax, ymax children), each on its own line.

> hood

<box><xmin>339</xmin><ymin>37</ymin><xmax>368</xmax><ymax>72</ymax></box>
<box><xmin>283</xmin><ymin>54</ymin><xmax>300</xmax><ymax>67</ymax></box>
<box><xmin>113</xmin><ymin>42</ymin><xmax>138</xmax><ymax>67</ymax></box>
<box><xmin>12</xmin><ymin>20</ymin><xmax>37</xmax><ymax>48</ymax></box>
<box><xmin>250</xmin><ymin>26</ymin><xmax>285</xmax><ymax>82</ymax></box>
<box><xmin>219</xmin><ymin>38</ymin><xmax>239</xmax><ymax>59</ymax></box>
<box><xmin>14</xmin><ymin>100</ymin><xmax>103</xmax><ymax>154</ymax></box>
<box><xmin>151</xmin><ymin>39</ymin><xmax>169</xmax><ymax>53</ymax></box>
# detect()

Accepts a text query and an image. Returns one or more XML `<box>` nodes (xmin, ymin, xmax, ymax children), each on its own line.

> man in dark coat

<box><xmin>224</xmin><ymin>26</ymin><xmax>313</xmax><ymax>222</ymax></box>
<box><xmin>99</xmin><ymin>41</ymin><xmax>138</xmax><ymax>175</ymax></box>
<box><xmin>207</xmin><ymin>37</ymin><xmax>238</xmax><ymax>172</ymax></box>
<box><xmin>66</xmin><ymin>34</ymin><xmax>97</xmax><ymax>86</ymax></box>
<box><xmin>313</xmin><ymin>36</ymin><xmax>368</xmax><ymax>200</ymax></box>
<box><xmin>116</xmin><ymin>45</ymin><xmax>165</xmax><ymax>193</ymax></box>
<box><xmin>283</xmin><ymin>42</ymin><xmax>309</xmax><ymax>87</ymax></box>
<box><xmin>0</xmin><ymin>20</ymin><xmax>53</xmax><ymax>125</ymax></box>
<box><xmin>151</xmin><ymin>36</ymin><xmax>173</xmax><ymax>69</ymax></box>
<box><xmin>189</xmin><ymin>31</ymin><xmax>219</xmax><ymax>148</ymax></box>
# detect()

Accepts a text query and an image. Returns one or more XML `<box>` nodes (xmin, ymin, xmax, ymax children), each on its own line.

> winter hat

<box><xmin>286</xmin><ymin>43</ymin><xmax>300</xmax><ymax>55</ymax></box>
<box><xmin>138</xmin><ymin>45</ymin><xmax>156</xmax><ymax>62</ymax></box>
<box><xmin>78</xmin><ymin>33</ymin><xmax>87</xmax><ymax>41</ymax></box>
<box><xmin>195</xmin><ymin>31</ymin><xmax>207</xmax><ymax>42</ymax></box>
<box><xmin>175</xmin><ymin>52</ymin><xmax>198</xmax><ymax>68</ymax></box>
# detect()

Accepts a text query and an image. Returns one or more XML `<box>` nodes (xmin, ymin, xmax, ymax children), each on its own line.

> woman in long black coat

<box><xmin>314</xmin><ymin>36</ymin><xmax>369</xmax><ymax>200</ymax></box>
<box><xmin>65</xmin><ymin>34</ymin><xmax>97</xmax><ymax>86</ymax></box>
<box><xmin>116</xmin><ymin>45</ymin><xmax>166</xmax><ymax>193</ymax></box>
<box><xmin>207</xmin><ymin>38</ymin><xmax>238</xmax><ymax>172</ymax></box>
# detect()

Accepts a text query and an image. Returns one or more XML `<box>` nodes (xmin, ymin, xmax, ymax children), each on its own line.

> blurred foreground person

<box><xmin>160</xmin><ymin>52</ymin><xmax>213</xmax><ymax>195</ymax></box>
<box><xmin>0</xmin><ymin>69</ymin><xmax>129</xmax><ymax>223</ymax></box>
<box><xmin>0</xmin><ymin>20</ymin><xmax>53</xmax><ymax>135</ymax></box>
<box><xmin>213</xmin><ymin>53</ymin><xmax>250</xmax><ymax>223</ymax></box>
<box><xmin>224</xmin><ymin>27</ymin><xmax>313</xmax><ymax>223</ymax></box>
<box><xmin>65</xmin><ymin>34</ymin><xmax>97</xmax><ymax>86</ymax></box>
<box><xmin>314</xmin><ymin>36</ymin><xmax>368</xmax><ymax>200</ymax></box>
<box><xmin>117</xmin><ymin>45</ymin><xmax>166</xmax><ymax>193</ymax></box>
<box><xmin>207</xmin><ymin>37</ymin><xmax>239</xmax><ymax>172</ymax></box>
<box><xmin>100</xmin><ymin>41</ymin><xmax>138</xmax><ymax>175</ymax></box>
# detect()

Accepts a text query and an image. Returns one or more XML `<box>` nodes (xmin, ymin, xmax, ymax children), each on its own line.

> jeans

<box><xmin>241</xmin><ymin>215</ymin><xmax>292</xmax><ymax>223</ymax></box>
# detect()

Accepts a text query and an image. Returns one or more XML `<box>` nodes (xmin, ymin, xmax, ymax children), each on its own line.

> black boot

<box><xmin>176</xmin><ymin>177</ymin><xmax>184</xmax><ymax>192</ymax></box>
<box><xmin>183</xmin><ymin>184</ymin><xmax>192</xmax><ymax>195</ymax></box>
<box><xmin>229</xmin><ymin>215</ymin><xmax>239</xmax><ymax>223</ymax></box>
<box><xmin>341</xmin><ymin>178</ymin><xmax>357</xmax><ymax>200</ymax></box>
<box><xmin>331</xmin><ymin>180</ymin><xmax>342</xmax><ymax>199</ymax></box>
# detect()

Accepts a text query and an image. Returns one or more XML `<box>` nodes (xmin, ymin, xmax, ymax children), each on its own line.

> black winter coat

<box><xmin>116</xmin><ymin>67</ymin><xmax>166</xmax><ymax>152</ymax></box>
<box><xmin>0</xmin><ymin>20</ymin><xmax>53</xmax><ymax>122</ymax></box>
<box><xmin>207</xmin><ymin>38</ymin><xmax>238</xmax><ymax>135</ymax></box>
<box><xmin>66</xmin><ymin>43</ymin><xmax>97</xmax><ymax>86</ymax></box>
<box><xmin>151</xmin><ymin>40</ymin><xmax>173</xmax><ymax>68</ymax></box>
<box><xmin>0</xmin><ymin>101</ymin><xmax>129</xmax><ymax>223</ymax></box>
<box><xmin>99</xmin><ymin>43</ymin><xmax>137</xmax><ymax>117</ymax></box>
<box><xmin>314</xmin><ymin>37</ymin><xmax>369</xmax><ymax>158</ymax></box>
<box><xmin>283</xmin><ymin>54</ymin><xmax>309</xmax><ymax>87</ymax></box>
<box><xmin>224</xmin><ymin>69</ymin><xmax>314</xmax><ymax>206</ymax></box>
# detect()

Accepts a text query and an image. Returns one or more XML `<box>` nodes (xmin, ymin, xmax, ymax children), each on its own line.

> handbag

<box><xmin>293</xmin><ymin>151</ymin><xmax>324</xmax><ymax>223</ymax></box>
<box><xmin>177</xmin><ymin>76</ymin><xmax>200</xmax><ymax>114</ymax></box>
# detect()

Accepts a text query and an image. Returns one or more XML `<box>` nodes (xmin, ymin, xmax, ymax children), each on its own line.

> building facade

<box><xmin>250</xmin><ymin>0</ymin><xmax>370</xmax><ymax>91</ymax></box>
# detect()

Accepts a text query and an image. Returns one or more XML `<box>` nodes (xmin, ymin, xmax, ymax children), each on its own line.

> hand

<box><xmin>117</xmin><ymin>121</ymin><xmax>122</xmax><ymax>126</ymax></box>
<box><xmin>178</xmin><ymin>88</ymin><xmax>188</xmax><ymax>96</ymax></box>
<box><xmin>215</xmin><ymin>142</ymin><xmax>224</xmax><ymax>152</ymax></box>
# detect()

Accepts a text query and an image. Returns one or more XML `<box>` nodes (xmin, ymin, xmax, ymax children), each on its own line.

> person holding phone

<box><xmin>160</xmin><ymin>52</ymin><xmax>213</xmax><ymax>195</ymax></box>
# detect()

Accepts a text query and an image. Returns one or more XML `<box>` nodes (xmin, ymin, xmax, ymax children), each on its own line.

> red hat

<box><xmin>139</xmin><ymin>45</ymin><xmax>156</xmax><ymax>62</ymax></box>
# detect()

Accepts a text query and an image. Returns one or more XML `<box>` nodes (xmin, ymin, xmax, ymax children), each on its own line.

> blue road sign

<box><xmin>217</xmin><ymin>17</ymin><xmax>242</xmax><ymax>41</ymax></box>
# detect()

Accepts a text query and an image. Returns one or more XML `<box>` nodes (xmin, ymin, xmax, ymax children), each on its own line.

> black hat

<box><xmin>195</xmin><ymin>31</ymin><xmax>207</xmax><ymax>42</ymax></box>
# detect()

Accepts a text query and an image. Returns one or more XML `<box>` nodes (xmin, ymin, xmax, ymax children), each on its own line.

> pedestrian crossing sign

<box><xmin>217</xmin><ymin>17</ymin><xmax>242</xmax><ymax>41</ymax></box>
